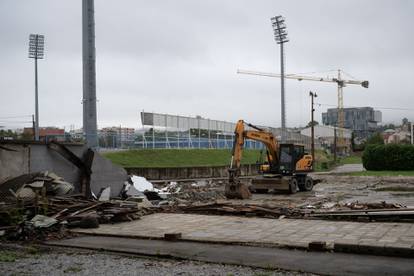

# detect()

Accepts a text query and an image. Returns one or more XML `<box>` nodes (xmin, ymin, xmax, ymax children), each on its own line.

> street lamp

<box><xmin>271</xmin><ymin>15</ymin><xmax>289</xmax><ymax>142</ymax></box>
<box><xmin>28</xmin><ymin>34</ymin><xmax>45</xmax><ymax>141</ymax></box>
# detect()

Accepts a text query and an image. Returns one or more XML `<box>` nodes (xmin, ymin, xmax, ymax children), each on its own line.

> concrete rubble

<box><xmin>0</xmin><ymin>171</ymin><xmax>157</xmax><ymax>241</ymax></box>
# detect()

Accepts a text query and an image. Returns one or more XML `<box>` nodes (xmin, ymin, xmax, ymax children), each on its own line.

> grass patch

<box><xmin>338</xmin><ymin>155</ymin><xmax>362</xmax><ymax>164</ymax></box>
<box><xmin>63</xmin><ymin>266</ymin><xmax>83</xmax><ymax>274</ymax></box>
<box><xmin>0</xmin><ymin>250</ymin><xmax>18</xmax><ymax>262</ymax></box>
<box><xmin>313</xmin><ymin>150</ymin><xmax>336</xmax><ymax>172</ymax></box>
<box><xmin>103</xmin><ymin>149</ymin><xmax>262</xmax><ymax>168</ymax></box>
<box><xmin>349</xmin><ymin>170</ymin><xmax>414</xmax><ymax>176</ymax></box>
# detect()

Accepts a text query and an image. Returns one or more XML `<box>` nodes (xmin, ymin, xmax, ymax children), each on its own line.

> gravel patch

<box><xmin>0</xmin><ymin>248</ymin><xmax>314</xmax><ymax>276</ymax></box>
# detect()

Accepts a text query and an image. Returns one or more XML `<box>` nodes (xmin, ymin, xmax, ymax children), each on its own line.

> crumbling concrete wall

<box><xmin>29</xmin><ymin>144</ymin><xmax>84</xmax><ymax>186</ymax></box>
<box><xmin>0</xmin><ymin>141</ymin><xmax>128</xmax><ymax>197</ymax></box>
<box><xmin>0</xmin><ymin>144</ymin><xmax>29</xmax><ymax>183</ymax></box>
<box><xmin>126</xmin><ymin>164</ymin><xmax>260</xmax><ymax>180</ymax></box>
<box><xmin>90</xmin><ymin>152</ymin><xmax>128</xmax><ymax>197</ymax></box>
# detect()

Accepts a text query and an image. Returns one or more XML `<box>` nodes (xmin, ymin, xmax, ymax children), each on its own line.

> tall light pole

<box><xmin>271</xmin><ymin>15</ymin><xmax>289</xmax><ymax>143</ymax></box>
<box><xmin>28</xmin><ymin>34</ymin><xmax>44</xmax><ymax>141</ymax></box>
<box><xmin>309</xmin><ymin>91</ymin><xmax>317</xmax><ymax>162</ymax></box>
<box><xmin>82</xmin><ymin>0</ymin><xmax>98</xmax><ymax>148</ymax></box>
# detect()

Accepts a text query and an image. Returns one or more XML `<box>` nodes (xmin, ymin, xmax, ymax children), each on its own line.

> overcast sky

<box><xmin>1</xmin><ymin>0</ymin><xmax>413</xmax><ymax>130</ymax></box>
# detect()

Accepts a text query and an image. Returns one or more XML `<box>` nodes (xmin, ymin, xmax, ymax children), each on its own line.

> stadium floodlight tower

<box><xmin>28</xmin><ymin>34</ymin><xmax>45</xmax><ymax>141</ymax></box>
<box><xmin>271</xmin><ymin>15</ymin><xmax>289</xmax><ymax>142</ymax></box>
<box><xmin>82</xmin><ymin>0</ymin><xmax>98</xmax><ymax>148</ymax></box>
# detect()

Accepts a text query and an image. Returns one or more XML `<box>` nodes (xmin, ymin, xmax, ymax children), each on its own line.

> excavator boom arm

<box><xmin>230</xmin><ymin>120</ymin><xmax>279</xmax><ymax>170</ymax></box>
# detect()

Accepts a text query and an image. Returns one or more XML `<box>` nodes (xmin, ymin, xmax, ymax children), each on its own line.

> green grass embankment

<box><xmin>103</xmin><ymin>149</ymin><xmax>262</xmax><ymax>168</ymax></box>
<box><xmin>338</xmin><ymin>155</ymin><xmax>362</xmax><ymax>164</ymax></box>
<box><xmin>313</xmin><ymin>151</ymin><xmax>362</xmax><ymax>171</ymax></box>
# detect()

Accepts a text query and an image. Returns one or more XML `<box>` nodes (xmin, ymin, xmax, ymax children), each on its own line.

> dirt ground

<box><xmin>167</xmin><ymin>175</ymin><xmax>414</xmax><ymax>210</ymax></box>
<box><xmin>235</xmin><ymin>175</ymin><xmax>414</xmax><ymax>209</ymax></box>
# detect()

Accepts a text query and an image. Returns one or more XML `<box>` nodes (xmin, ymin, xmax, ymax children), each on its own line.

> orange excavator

<box><xmin>225</xmin><ymin>120</ymin><xmax>314</xmax><ymax>199</ymax></box>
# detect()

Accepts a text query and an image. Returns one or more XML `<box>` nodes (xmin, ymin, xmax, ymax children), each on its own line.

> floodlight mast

<box><xmin>82</xmin><ymin>0</ymin><xmax>98</xmax><ymax>148</ymax></box>
<box><xmin>271</xmin><ymin>15</ymin><xmax>289</xmax><ymax>142</ymax></box>
<box><xmin>28</xmin><ymin>34</ymin><xmax>45</xmax><ymax>141</ymax></box>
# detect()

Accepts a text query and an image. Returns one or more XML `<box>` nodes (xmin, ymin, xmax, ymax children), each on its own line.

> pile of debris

<box><xmin>342</xmin><ymin>201</ymin><xmax>405</xmax><ymax>210</ymax></box>
<box><xmin>166</xmin><ymin>201</ymin><xmax>305</xmax><ymax>219</ymax></box>
<box><xmin>0</xmin><ymin>171</ymin><xmax>74</xmax><ymax>201</ymax></box>
<box><xmin>307</xmin><ymin>201</ymin><xmax>412</xmax><ymax>222</ymax></box>
<box><xmin>128</xmin><ymin>177</ymin><xmax>226</xmax><ymax>206</ymax></box>
<box><xmin>168</xmin><ymin>181</ymin><xmax>226</xmax><ymax>203</ymax></box>
<box><xmin>0</xmin><ymin>172</ymin><xmax>157</xmax><ymax>241</ymax></box>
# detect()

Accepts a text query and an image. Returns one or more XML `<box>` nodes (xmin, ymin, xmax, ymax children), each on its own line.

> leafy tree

<box><xmin>0</xmin><ymin>129</ymin><xmax>18</xmax><ymax>139</ymax></box>
<box><xmin>306</xmin><ymin>121</ymin><xmax>319</xmax><ymax>128</ymax></box>
<box><xmin>402</xmin><ymin>117</ymin><xmax>409</xmax><ymax>126</ymax></box>
<box><xmin>365</xmin><ymin>132</ymin><xmax>384</xmax><ymax>145</ymax></box>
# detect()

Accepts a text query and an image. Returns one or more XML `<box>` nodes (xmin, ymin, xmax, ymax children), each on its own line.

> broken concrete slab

<box><xmin>98</xmin><ymin>187</ymin><xmax>111</xmax><ymax>201</ymax></box>
<box><xmin>30</xmin><ymin>215</ymin><xmax>58</xmax><ymax>228</ymax></box>
<box><xmin>131</xmin><ymin>175</ymin><xmax>153</xmax><ymax>192</ymax></box>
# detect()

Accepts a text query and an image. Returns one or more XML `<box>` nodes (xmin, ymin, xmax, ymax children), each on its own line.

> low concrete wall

<box><xmin>125</xmin><ymin>164</ymin><xmax>260</xmax><ymax>180</ymax></box>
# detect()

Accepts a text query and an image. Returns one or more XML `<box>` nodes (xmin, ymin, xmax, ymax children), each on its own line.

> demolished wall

<box><xmin>0</xmin><ymin>141</ymin><xmax>128</xmax><ymax>197</ymax></box>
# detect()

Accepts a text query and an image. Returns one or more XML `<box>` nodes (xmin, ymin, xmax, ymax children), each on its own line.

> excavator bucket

<box><xmin>226</xmin><ymin>168</ymin><xmax>251</xmax><ymax>199</ymax></box>
<box><xmin>225</xmin><ymin>181</ymin><xmax>251</xmax><ymax>199</ymax></box>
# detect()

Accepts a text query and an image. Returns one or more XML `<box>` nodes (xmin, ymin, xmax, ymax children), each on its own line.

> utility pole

<box><xmin>309</xmin><ymin>91</ymin><xmax>317</xmax><ymax>161</ymax></box>
<box><xmin>271</xmin><ymin>16</ymin><xmax>289</xmax><ymax>142</ymax></box>
<box><xmin>32</xmin><ymin>115</ymin><xmax>35</xmax><ymax>140</ymax></box>
<box><xmin>333</xmin><ymin>126</ymin><xmax>337</xmax><ymax>162</ymax></box>
<box><xmin>28</xmin><ymin>34</ymin><xmax>44</xmax><ymax>141</ymax></box>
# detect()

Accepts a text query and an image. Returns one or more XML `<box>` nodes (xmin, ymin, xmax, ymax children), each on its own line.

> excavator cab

<box><xmin>279</xmin><ymin>144</ymin><xmax>312</xmax><ymax>174</ymax></box>
<box><xmin>259</xmin><ymin>144</ymin><xmax>312</xmax><ymax>175</ymax></box>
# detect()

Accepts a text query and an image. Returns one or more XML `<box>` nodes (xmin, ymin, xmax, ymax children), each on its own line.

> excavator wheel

<box><xmin>303</xmin><ymin>177</ymin><xmax>314</xmax><ymax>191</ymax></box>
<box><xmin>289</xmin><ymin>178</ymin><xmax>298</xmax><ymax>194</ymax></box>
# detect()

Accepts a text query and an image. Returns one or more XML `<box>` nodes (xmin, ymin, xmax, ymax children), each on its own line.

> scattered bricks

<box><xmin>308</xmin><ymin>241</ymin><xmax>327</xmax><ymax>251</ymax></box>
<box><xmin>164</xmin><ymin>232</ymin><xmax>182</xmax><ymax>241</ymax></box>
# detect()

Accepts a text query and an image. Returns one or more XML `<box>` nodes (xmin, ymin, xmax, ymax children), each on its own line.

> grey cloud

<box><xmin>1</xmin><ymin>0</ymin><xmax>413</xmax><ymax>129</ymax></box>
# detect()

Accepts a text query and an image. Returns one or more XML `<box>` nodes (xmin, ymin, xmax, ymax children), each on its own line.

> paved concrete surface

<box><xmin>73</xmin><ymin>213</ymin><xmax>414</xmax><ymax>254</ymax></box>
<box><xmin>329</xmin><ymin>164</ymin><xmax>365</xmax><ymax>174</ymax></box>
<box><xmin>47</xmin><ymin>236</ymin><xmax>414</xmax><ymax>276</ymax></box>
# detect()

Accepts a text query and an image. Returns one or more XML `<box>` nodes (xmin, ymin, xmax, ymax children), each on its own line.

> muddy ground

<box><xmin>165</xmin><ymin>175</ymin><xmax>414</xmax><ymax>210</ymax></box>
<box><xmin>239</xmin><ymin>175</ymin><xmax>414</xmax><ymax>209</ymax></box>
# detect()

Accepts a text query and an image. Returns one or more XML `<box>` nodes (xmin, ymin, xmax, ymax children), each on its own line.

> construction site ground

<box><xmin>4</xmin><ymin>172</ymin><xmax>414</xmax><ymax>275</ymax></box>
<box><xmin>235</xmin><ymin>174</ymin><xmax>414</xmax><ymax>208</ymax></box>
<box><xmin>47</xmin><ymin>173</ymin><xmax>414</xmax><ymax>275</ymax></box>
<box><xmin>71</xmin><ymin>212</ymin><xmax>414</xmax><ymax>254</ymax></box>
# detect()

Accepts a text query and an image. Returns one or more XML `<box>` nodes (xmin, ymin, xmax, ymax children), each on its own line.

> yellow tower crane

<box><xmin>237</xmin><ymin>69</ymin><xmax>369</xmax><ymax>151</ymax></box>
